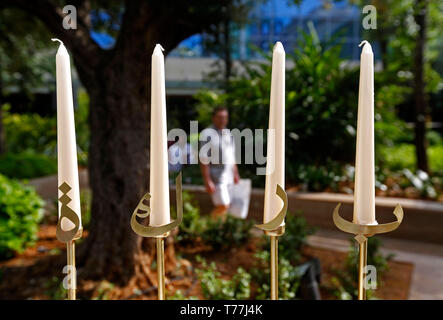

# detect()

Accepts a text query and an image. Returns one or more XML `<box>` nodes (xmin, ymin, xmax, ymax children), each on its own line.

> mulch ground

<box><xmin>0</xmin><ymin>225</ymin><xmax>413</xmax><ymax>300</ymax></box>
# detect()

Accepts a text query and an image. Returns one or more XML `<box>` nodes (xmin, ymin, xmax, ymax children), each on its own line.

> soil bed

<box><xmin>0</xmin><ymin>225</ymin><xmax>413</xmax><ymax>300</ymax></box>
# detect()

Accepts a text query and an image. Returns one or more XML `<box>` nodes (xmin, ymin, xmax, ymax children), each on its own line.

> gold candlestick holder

<box><xmin>332</xmin><ymin>203</ymin><xmax>403</xmax><ymax>300</ymax></box>
<box><xmin>130</xmin><ymin>172</ymin><xmax>183</xmax><ymax>300</ymax></box>
<box><xmin>256</xmin><ymin>184</ymin><xmax>288</xmax><ymax>300</ymax></box>
<box><xmin>56</xmin><ymin>182</ymin><xmax>83</xmax><ymax>300</ymax></box>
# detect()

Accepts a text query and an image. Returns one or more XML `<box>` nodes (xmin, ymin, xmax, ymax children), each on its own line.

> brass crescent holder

<box><xmin>255</xmin><ymin>184</ymin><xmax>288</xmax><ymax>300</ymax></box>
<box><xmin>332</xmin><ymin>203</ymin><xmax>403</xmax><ymax>300</ymax></box>
<box><xmin>56</xmin><ymin>182</ymin><xmax>83</xmax><ymax>300</ymax></box>
<box><xmin>130</xmin><ymin>172</ymin><xmax>183</xmax><ymax>300</ymax></box>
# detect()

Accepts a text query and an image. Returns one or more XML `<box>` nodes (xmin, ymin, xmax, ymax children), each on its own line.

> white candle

<box><xmin>149</xmin><ymin>44</ymin><xmax>170</xmax><ymax>227</ymax></box>
<box><xmin>353</xmin><ymin>40</ymin><xmax>377</xmax><ymax>225</ymax></box>
<box><xmin>263</xmin><ymin>42</ymin><xmax>285</xmax><ymax>224</ymax></box>
<box><xmin>53</xmin><ymin>39</ymin><xmax>82</xmax><ymax>230</ymax></box>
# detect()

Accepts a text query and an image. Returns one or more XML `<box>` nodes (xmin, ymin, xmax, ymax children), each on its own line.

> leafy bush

<box><xmin>251</xmin><ymin>250</ymin><xmax>302</xmax><ymax>300</ymax></box>
<box><xmin>1</xmin><ymin>89</ymin><xmax>89</xmax><ymax>167</ymax></box>
<box><xmin>80</xmin><ymin>189</ymin><xmax>92</xmax><ymax>229</ymax></box>
<box><xmin>2</xmin><ymin>105</ymin><xmax>57</xmax><ymax>156</ymax></box>
<box><xmin>277</xmin><ymin>212</ymin><xmax>316</xmax><ymax>264</ymax></box>
<box><xmin>0</xmin><ymin>151</ymin><xmax>57</xmax><ymax>179</ymax></box>
<box><xmin>0</xmin><ymin>174</ymin><xmax>44</xmax><ymax>259</ymax></box>
<box><xmin>429</xmin><ymin>145</ymin><xmax>443</xmax><ymax>173</ymax></box>
<box><xmin>292</xmin><ymin>161</ymin><xmax>347</xmax><ymax>192</ymax></box>
<box><xmin>196</xmin><ymin>257</ymin><xmax>251</xmax><ymax>300</ymax></box>
<box><xmin>174</xmin><ymin>191</ymin><xmax>207</xmax><ymax>243</ymax></box>
<box><xmin>201</xmin><ymin>215</ymin><xmax>254</xmax><ymax>250</ymax></box>
<box><xmin>167</xmin><ymin>290</ymin><xmax>198</xmax><ymax>300</ymax></box>
<box><xmin>327</xmin><ymin>237</ymin><xmax>393</xmax><ymax>300</ymax></box>
<box><xmin>174</xmin><ymin>192</ymin><xmax>253</xmax><ymax>249</ymax></box>
<box><xmin>379</xmin><ymin>143</ymin><xmax>415</xmax><ymax>171</ymax></box>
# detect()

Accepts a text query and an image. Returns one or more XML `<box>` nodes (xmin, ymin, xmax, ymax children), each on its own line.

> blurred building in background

<box><xmin>166</xmin><ymin>0</ymin><xmax>362</xmax><ymax>96</ymax></box>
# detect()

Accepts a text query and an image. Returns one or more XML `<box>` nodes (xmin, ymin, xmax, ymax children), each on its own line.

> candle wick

<box><xmin>156</xmin><ymin>44</ymin><xmax>165</xmax><ymax>51</ymax></box>
<box><xmin>358</xmin><ymin>40</ymin><xmax>369</xmax><ymax>48</ymax></box>
<box><xmin>51</xmin><ymin>38</ymin><xmax>64</xmax><ymax>45</ymax></box>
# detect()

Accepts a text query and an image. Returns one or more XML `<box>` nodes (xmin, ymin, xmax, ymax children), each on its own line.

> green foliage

<box><xmin>92</xmin><ymin>281</ymin><xmax>115</xmax><ymax>300</ymax></box>
<box><xmin>328</xmin><ymin>237</ymin><xmax>393</xmax><ymax>300</ymax></box>
<box><xmin>0</xmin><ymin>151</ymin><xmax>57</xmax><ymax>179</ymax></box>
<box><xmin>277</xmin><ymin>212</ymin><xmax>316</xmax><ymax>264</ymax></box>
<box><xmin>195</xmin><ymin>32</ymin><xmax>360</xmax><ymax>188</ymax></box>
<box><xmin>401</xmin><ymin>169</ymin><xmax>437</xmax><ymax>199</ymax></box>
<box><xmin>174</xmin><ymin>191</ymin><xmax>253</xmax><ymax>249</ymax></box>
<box><xmin>44</xmin><ymin>276</ymin><xmax>66</xmax><ymax>300</ymax></box>
<box><xmin>379</xmin><ymin>143</ymin><xmax>416</xmax><ymax>171</ymax></box>
<box><xmin>293</xmin><ymin>161</ymin><xmax>347</xmax><ymax>192</ymax></box>
<box><xmin>201</xmin><ymin>215</ymin><xmax>254</xmax><ymax>250</ymax></box>
<box><xmin>0</xmin><ymin>174</ymin><xmax>44</xmax><ymax>259</ymax></box>
<box><xmin>196</xmin><ymin>257</ymin><xmax>251</xmax><ymax>300</ymax></box>
<box><xmin>1</xmin><ymin>89</ymin><xmax>90</xmax><ymax>172</ymax></box>
<box><xmin>74</xmin><ymin>90</ymin><xmax>90</xmax><ymax>166</ymax></box>
<box><xmin>80</xmin><ymin>189</ymin><xmax>92</xmax><ymax>230</ymax></box>
<box><xmin>2</xmin><ymin>106</ymin><xmax>57</xmax><ymax>156</ymax></box>
<box><xmin>167</xmin><ymin>290</ymin><xmax>198</xmax><ymax>300</ymax></box>
<box><xmin>251</xmin><ymin>250</ymin><xmax>302</xmax><ymax>300</ymax></box>
<box><xmin>174</xmin><ymin>191</ymin><xmax>207</xmax><ymax>243</ymax></box>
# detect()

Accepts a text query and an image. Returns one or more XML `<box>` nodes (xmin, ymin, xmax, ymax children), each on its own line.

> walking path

<box><xmin>308</xmin><ymin>229</ymin><xmax>443</xmax><ymax>299</ymax></box>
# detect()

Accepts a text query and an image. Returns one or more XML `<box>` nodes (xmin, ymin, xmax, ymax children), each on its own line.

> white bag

<box><xmin>229</xmin><ymin>179</ymin><xmax>251</xmax><ymax>219</ymax></box>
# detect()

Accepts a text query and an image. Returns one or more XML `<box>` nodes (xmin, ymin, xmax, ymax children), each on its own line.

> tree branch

<box><xmin>2</xmin><ymin>0</ymin><xmax>103</xmax><ymax>81</ymax></box>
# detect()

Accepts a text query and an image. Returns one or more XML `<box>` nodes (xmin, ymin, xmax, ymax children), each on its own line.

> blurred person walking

<box><xmin>200</xmin><ymin>107</ymin><xmax>240</xmax><ymax>218</ymax></box>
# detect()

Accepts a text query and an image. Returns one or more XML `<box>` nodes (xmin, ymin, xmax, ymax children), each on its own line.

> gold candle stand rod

<box><xmin>56</xmin><ymin>182</ymin><xmax>83</xmax><ymax>300</ymax></box>
<box><xmin>130</xmin><ymin>172</ymin><xmax>183</xmax><ymax>300</ymax></box>
<box><xmin>256</xmin><ymin>184</ymin><xmax>288</xmax><ymax>300</ymax></box>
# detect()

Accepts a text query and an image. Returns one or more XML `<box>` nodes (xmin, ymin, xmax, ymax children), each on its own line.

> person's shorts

<box><xmin>211</xmin><ymin>184</ymin><xmax>233</xmax><ymax>206</ymax></box>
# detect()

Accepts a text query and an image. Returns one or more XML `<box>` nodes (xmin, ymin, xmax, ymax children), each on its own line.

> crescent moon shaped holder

<box><xmin>56</xmin><ymin>182</ymin><xmax>83</xmax><ymax>300</ymax></box>
<box><xmin>255</xmin><ymin>184</ymin><xmax>288</xmax><ymax>300</ymax></box>
<box><xmin>332</xmin><ymin>203</ymin><xmax>403</xmax><ymax>300</ymax></box>
<box><xmin>130</xmin><ymin>172</ymin><xmax>183</xmax><ymax>300</ymax></box>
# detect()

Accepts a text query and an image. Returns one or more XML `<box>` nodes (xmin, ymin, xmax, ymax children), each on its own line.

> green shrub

<box><xmin>167</xmin><ymin>290</ymin><xmax>198</xmax><ymax>300</ymax></box>
<box><xmin>174</xmin><ymin>191</ymin><xmax>207</xmax><ymax>243</ymax></box>
<box><xmin>328</xmin><ymin>237</ymin><xmax>393</xmax><ymax>300</ymax></box>
<box><xmin>379</xmin><ymin>143</ymin><xmax>415</xmax><ymax>171</ymax></box>
<box><xmin>80</xmin><ymin>189</ymin><xmax>92</xmax><ymax>229</ymax></box>
<box><xmin>201</xmin><ymin>214</ymin><xmax>254</xmax><ymax>250</ymax></box>
<box><xmin>278</xmin><ymin>212</ymin><xmax>316</xmax><ymax>264</ymax></box>
<box><xmin>0</xmin><ymin>174</ymin><xmax>44</xmax><ymax>259</ymax></box>
<box><xmin>196</xmin><ymin>257</ymin><xmax>251</xmax><ymax>300</ymax></box>
<box><xmin>174</xmin><ymin>192</ymin><xmax>253</xmax><ymax>249</ymax></box>
<box><xmin>251</xmin><ymin>250</ymin><xmax>302</xmax><ymax>300</ymax></box>
<box><xmin>2</xmin><ymin>106</ymin><xmax>57</xmax><ymax>156</ymax></box>
<box><xmin>1</xmin><ymin>89</ymin><xmax>89</xmax><ymax>166</ymax></box>
<box><xmin>0</xmin><ymin>151</ymin><xmax>57</xmax><ymax>179</ymax></box>
<box><xmin>429</xmin><ymin>145</ymin><xmax>443</xmax><ymax>172</ymax></box>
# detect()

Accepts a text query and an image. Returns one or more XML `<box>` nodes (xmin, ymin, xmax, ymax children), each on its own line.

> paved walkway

<box><xmin>307</xmin><ymin>229</ymin><xmax>443</xmax><ymax>300</ymax></box>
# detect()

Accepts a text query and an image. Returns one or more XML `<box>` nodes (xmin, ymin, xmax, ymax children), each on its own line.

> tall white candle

<box><xmin>53</xmin><ymin>39</ymin><xmax>82</xmax><ymax>230</ymax></box>
<box><xmin>353</xmin><ymin>40</ymin><xmax>377</xmax><ymax>225</ymax></box>
<box><xmin>263</xmin><ymin>42</ymin><xmax>285</xmax><ymax>224</ymax></box>
<box><xmin>149</xmin><ymin>44</ymin><xmax>170</xmax><ymax>227</ymax></box>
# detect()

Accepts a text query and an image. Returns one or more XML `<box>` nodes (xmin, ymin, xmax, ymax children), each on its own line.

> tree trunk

<box><xmin>413</xmin><ymin>0</ymin><xmax>429</xmax><ymax>173</ymax></box>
